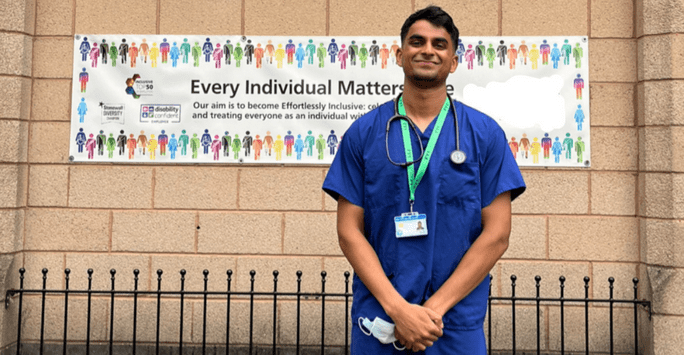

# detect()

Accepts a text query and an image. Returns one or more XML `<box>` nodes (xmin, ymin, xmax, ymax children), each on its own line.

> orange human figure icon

<box><xmin>129</xmin><ymin>42</ymin><xmax>139</xmax><ymax>68</ymax></box>
<box><xmin>509</xmin><ymin>137</ymin><xmax>519</xmax><ymax>159</ymax></box>
<box><xmin>389</xmin><ymin>40</ymin><xmax>400</xmax><ymax>64</ymax></box>
<box><xmin>379</xmin><ymin>44</ymin><xmax>390</xmax><ymax>69</ymax></box>
<box><xmin>518</xmin><ymin>40</ymin><xmax>529</xmax><ymax>65</ymax></box>
<box><xmin>139</xmin><ymin>39</ymin><xmax>149</xmax><ymax>63</ymax></box>
<box><xmin>530</xmin><ymin>137</ymin><xmax>541</xmax><ymax>164</ymax></box>
<box><xmin>253</xmin><ymin>134</ymin><xmax>263</xmax><ymax>160</ymax></box>
<box><xmin>254</xmin><ymin>43</ymin><xmax>264</xmax><ymax>68</ymax></box>
<box><xmin>137</xmin><ymin>130</ymin><xmax>148</xmax><ymax>155</ymax></box>
<box><xmin>519</xmin><ymin>133</ymin><xmax>530</xmax><ymax>159</ymax></box>
<box><xmin>265</xmin><ymin>40</ymin><xmax>275</xmax><ymax>64</ymax></box>
<box><xmin>127</xmin><ymin>133</ymin><xmax>137</xmax><ymax>159</ymax></box>
<box><xmin>263</xmin><ymin>131</ymin><xmax>274</xmax><ymax>156</ymax></box>
<box><xmin>507</xmin><ymin>44</ymin><xmax>517</xmax><ymax>69</ymax></box>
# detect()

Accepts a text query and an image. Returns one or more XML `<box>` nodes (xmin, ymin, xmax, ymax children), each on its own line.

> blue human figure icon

<box><xmin>562</xmin><ymin>133</ymin><xmax>573</xmax><ymax>159</ymax></box>
<box><xmin>77</xmin><ymin>98</ymin><xmax>87</xmax><ymax>123</ymax></box>
<box><xmin>80</xmin><ymin>37</ymin><xmax>90</xmax><ymax>61</ymax></box>
<box><xmin>552</xmin><ymin>137</ymin><xmax>563</xmax><ymax>163</ymax></box>
<box><xmin>561</xmin><ymin>39</ymin><xmax>572</xmax><ymax>65</ymax></box>
<box><xmin>575</xmin><ymin>104</ymin><xmax>585</xmax><ymax>130</ymax></box>
<box><xmin>169</xmin><ymin>133</ymin><xmax>178</xmax><ymax>159</ymax></box>
<box><xmin>294</xmin><ymin>134</ymin><xmax>304</xmax><ymax>160</ymax></box>
<box><xmin>327</xmin><ymin>130</ymin><xmax>338</xmax><ymax>155</ymax></box>
<box><xmin>328</xmin><ymin>38</ymin><xmax>339</xmax><ymax>63</ymax></box>
<box><xmin>75</xmin><ymin>128</ymin><xmax>86</xmax><ymax>153</ymax></box>
<box><xmin>551</xmin><ymin>43</ymin><xmax>561</xmax><ymax>69</ymax></box>
<box><xmin>456</xmin><ymin>39</ymin><xmax>465</xmax><ymax>63</ymax></box>
<box><xmin>170</xmin><ymin>42</ymin><xmax>180</xmax><ymax>67</ymax></box>
<box><xmin>202</xmin><ymin>38</ymin><xmax>213</xmax><ymax>62</ymax></box>
<box><xmin>181</xmin><ymin>38</ymin><xmax>191</xmax><ymax>64</ymax></box>
<box><xmin>201</xmin><ymin>129</ymin><xmax>212</xmax><ymax>154</ymax></box>
<box><xmin>295</xmin><ymin>43</ymin><xmax>305</xmax><ymax>68</ymax></box>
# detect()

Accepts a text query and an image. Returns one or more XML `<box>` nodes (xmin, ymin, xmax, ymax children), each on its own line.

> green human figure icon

<box><xmin>233</xmin><ymin>42</ymin><xmax>244</xmax><ymax>67</ymax></box>
<box><xmin>562</xmin><ymin>132</ymin><xmax>573</xmax><ymax>159</ymax></box>
<box><xmin>486</xmin><ymin>43</ymin><xmax>495</xmax><ymax>69</ymax></box>
<box><xmin>231</xmin><ymin>134</ymin><xmax>241</xmax><ymax>159</ymax></box>
<box><xmin>315</xmin><ymin>134</ymin><xmax>326</xmax><ymax>160</ymax></box>
<box><xmin>178</xmin><ymin>129</ymin><xmax>189</xmax><ymax>155</ymax></box>
<box><xmin>305</xmin><ymin>130</ymin><xmax>315</xmax><ymax>156</ymax></box>
<box><xmin>305</xmin><ymin>39</ymin><xmax>316</xmax><ymax>65</ymax></box>
<box><xmin>190</xmin><ymin>133</ymin><xmax>200</xmax><ymax>159</ymax></box>
<box><xmin>561</xmin><ymin>39</ymin><xmax>572</xmax><ymax>65</ymax></box>
<box><xmin>192</xmin><ymin>42</ymin><xmax>202</xmax><ymax>67</ymax></box>
<box><xmin>316</xmin><ymin>43</ymin><xmax>326</xmax><ymax>68</ymax></box>
<box><xmin>572</xmin><ymin>43</ymin><xmax>583</xmax><ymax>68</ymax></box>
<box><xmin>359</xmin><ymin>43</ymin><xmax>368</xmax><ymax>68</ymax></box>
<box><xmin>575</xmin><ymin>136</ymin><xmax>585</xmax><ymax>162</ymax></box>
<box><xmin>180</xmin><ymin>38</ymin><xmax>191</xmax><ymax>64</ymax></box>
<box><xmin>106</xmin><ymin>133</ymin><xmax>116</xmax><ymax>158</ymax></box>
<box><xmin>109</xmin><ymin>42</ymin><xmax>118</xmax><ymax>67</ymax></box>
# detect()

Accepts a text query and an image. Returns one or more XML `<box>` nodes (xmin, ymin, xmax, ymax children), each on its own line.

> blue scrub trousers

<box><xmin>351</xmin><ymin>323</ymin><xmax>486</xmax><ymax>354</ymax></box>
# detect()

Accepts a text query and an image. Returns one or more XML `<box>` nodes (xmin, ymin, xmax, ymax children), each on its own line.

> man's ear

<box><xmin>396</xmin><ymin>48</ymin><xmax>403</xmax><ymax>68</ymax></box>
<box><xmin>450</xmin><ymin>53</ymin><xmax>458</xmax><ymax>73</ymax></box>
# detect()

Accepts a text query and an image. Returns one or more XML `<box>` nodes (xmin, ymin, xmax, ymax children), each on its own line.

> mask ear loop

<box><xmin>393</xmin><ymin>341</ymin><xmax>406</xmax><ymax>351</ymax></box>
<box><xmin>358</xmin><ymin>317</ymin><xmax>372</xmax><ymax>336</ymax></box>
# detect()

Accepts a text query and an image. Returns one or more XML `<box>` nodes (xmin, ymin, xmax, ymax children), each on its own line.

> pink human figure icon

<box><xmin>86</xmin><ymin>134</ymin><xmax>96</xmax><ymax>159</ymax></box>
<box><xmin>211</xmin><ymin>135</ymin><xmax>221</xmax><ymax>160</ymax></box>
<box><xmin>129</xmin><ymin>42</ymin><xmax>139</xmax><ymax>68</ymax></box>
<box><xmin>253</xmin><ymin>134</ymin><xmax>263</xmax><ymax>160</ymax></box>
<box><xmin>338</xmin><ymin>44</ymin><xmax>348</xmax><ymax>69</ymax></box>
<box><xmin>379</xmin><ymin>44</ymin><xmax>390</xmax><ymax>69</ymax></box>
<box><xmin>254</xmin><ymin>43</ymin><xmax>264</xmax><ymax>68</ymax></box>
<box><xmin>79</xmin><ymin>68</ymin><xmax>88</xmax><ymax>93</ymax></box>
<box><xmin>509</xmin><ymin>137</ymin><xmax>519</xmax><ymax>159</ymax></box>
<box><xmin>464</xmin><ymin>44</ymin><xmax>475</xmax><ymax>70</ymax></box>
<box><xmin>127</xmin><ymin>133</ymin><xmax>136</xmax><ymax>159</ymax></box>
<box><xmin>574</xmin><ymin>74</ymin><xmax>584</xmax><ymax>99</ymax></box>
<box><xmin>89</xmin><ymin>43</ymin><xmax>99</xmax><ymax>68</ymax></box>
<box><xmin>213</xmin><ymin>43</ymin><xmax>223</xmax><ymax>68</ymax></box>
<box><xmin>507</xmin><ymin>44</ymin><xmax>517</xmax><ymax>69</ymax></box>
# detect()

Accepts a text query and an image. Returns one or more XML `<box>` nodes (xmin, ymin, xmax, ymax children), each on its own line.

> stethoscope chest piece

<box><xmin>450</xmin><ymin>150</ymin><xmax>466</xmax><ymax>165</ymax></box>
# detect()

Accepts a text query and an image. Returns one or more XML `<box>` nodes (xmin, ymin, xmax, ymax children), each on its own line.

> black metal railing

<box><xmin>3</xmin><ymin>268</ymin><xmax>651</xmax><ymax>355</ymax></box>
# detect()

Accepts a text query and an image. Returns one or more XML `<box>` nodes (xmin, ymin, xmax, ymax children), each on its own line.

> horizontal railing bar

<box><xmin>6</xmin><ymin>290</ymin><xmax>350</xmax><ymax>297</ymax></box>
<box><xmin>490</xmin><ymin>297</ymin><xmax>649</xmax><ymax>305</ymax></box>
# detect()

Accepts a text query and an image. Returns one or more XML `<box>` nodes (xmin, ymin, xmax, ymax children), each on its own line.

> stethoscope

<box><xmin>385</xmin><ymin>93</ymin><xmax>466</xmax><ymax>167</ymax></box>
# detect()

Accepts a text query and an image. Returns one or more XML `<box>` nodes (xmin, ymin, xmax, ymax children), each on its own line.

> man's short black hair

<box><xmin>400</xmin><ymin>6</ymin><xmax>460</xmax><ymax>52</ymax></box>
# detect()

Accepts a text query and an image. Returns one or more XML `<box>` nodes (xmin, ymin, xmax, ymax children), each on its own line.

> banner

<box><xmin>70</xmin><ymin>35</ymin><xmax>590</xmax><ymax>167</ymax></box>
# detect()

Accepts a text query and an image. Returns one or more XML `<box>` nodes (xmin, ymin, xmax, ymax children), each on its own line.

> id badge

<box><xmin>394</xmin><ymin>212</ymin><xmax>428</xmax><ymax>238</ymax></box>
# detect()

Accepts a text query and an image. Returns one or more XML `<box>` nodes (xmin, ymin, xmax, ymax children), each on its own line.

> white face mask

<box><xmin>358</xmin><ymin>317</ymin><xmax>406</xmax><ymax>351</ymax></box>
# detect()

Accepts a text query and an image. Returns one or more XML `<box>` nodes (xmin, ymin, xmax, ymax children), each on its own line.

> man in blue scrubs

<box><xmin>323</xmin><ymin>6</ymin><xmax>526</xmax><ymax>354</ymax></box>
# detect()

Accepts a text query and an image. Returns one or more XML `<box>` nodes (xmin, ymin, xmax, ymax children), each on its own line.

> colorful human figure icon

<box><xmin>275</xmin><ymin>44</ymin><xmax>286</xmax><ymax>68</ymax></box>
<box><xmin>573</xmin><ymin>43</ymin><xmax>583</xmax><ymax>68</ymax></box>
<box><xmin>150</xmin><ymin>42</ymin><xmax>159</xmax><ymax>68</ymax></box>
<box><xmin>518</xmin><ymin>40</ymin><xmax>529</xmax><ymax>65</ymax></box>
<box><xmin>507</xmin><ymin>44</ymin><xmax>517</xmax><ymax>69</ymax></box>
<box><xmin>252</xmin><ymin>134</ymin><xmax>263</xmax><ymax>160</ymax></box>
<box><xmin>127</xmin><ymin>133</ymin><xmax>136</xmax><ymax>159</ymax></box>
<box><xmin>541</xmin><ymin>133</ymin><xmax>552</xmax><ymax>159</ymax></box>
<box><xmin>96</xmin><ymin>130</ymin><xmax>106</xmax><ymax>156</ymax></box>
<box><xmin>369</xmin><ymin>40</ymin><xmax>379</xmax><ymax>66</ymax></box>
<box><xmin>232</xmin><ymin>134</ymin><xmax>241</xmax><ymax>159</ymax></box>
<box><xmin>100</xmin><ymin>39</ymin><xmax>109</xmax><ymax>65</ymax></box>
<box><xmin>201</xmin><ymin>129</ymin><xmax>212</xmax><ymax>154</ymax></box>
<box><xmin>179</xmin><ymin>129</ymin><xmax>189</xmax><ymax>155</ymax></box>
<box><xmin>263</xmin><ymin>131</ymin><xmax>274</xmax><ymax>156</ymax></box>
<box><xmin>529</xmin><ymin>44</ymin><xmax>540</xmax><ymax>70</ymax></box>
<box><xmin>284</xmin><ymin>130</ymin><xmax>295</xmax><ymax>156</ymax></box>
<box><xmin>530</xmin><ymin>137</ymin><xmax>541</xmax><ymax>164</ymax></box>
<box><xmin>316</xmin><ymin>134</ymin><xmax>326</xmax><ymax>160</ymax></box>
<box><xmin>117</xmin><ymin>130</ymin><xmax>127</xmax><ymax>155</ymax></box>
<box><xmin>180</xmin><ymin>38</ymin><xmax>191</xmax><ymax>64</ymax></box>
<box><xmin>80</xmin><ymin>37</ymin><xmax>90</xmax><ymax>61</ymax></box>
<box><xmin>86</xmin><ymin>134</ymin><xmax>96</xmax><ymax>159</ymax></box>
<box><xmin>242</xmin><ymin>131</ymin><xmax>252</xmax><ymax>156</ymax></box>
<box><xmin>574</xmin><ymin>74</ymin><xmax>584</xmax><ymax>99</ymax></box>
<box><xmin>465</xmin><ymin>44</ymin><xmax>475</xmax><ymax>70</ymax></box>
<box><xmin>305</xmin><ymin>130</ymin><xmax>315</xmax><ymax>156</ymax></box>
<box><xmin>190</xmin><ymin>133</ymin><xmax>200</xmax><ymax>159</ymax></box>
<box><xmin>380</xmin><ymin>44</ymin><xmax>390</xmax><ymax>69</ymax></box>
<box><xmin>129</xmin><ymin>42</ymin><xmax>139</xmax><ymax>68</ymax></box>
<box><xmin>233</xmin><ymin>43</ymin><xmax>243</xmax><ymax>67</ymax></box>
<box><xmin>575</xmin><ymin>104</ymin><xmax>585</xmax><ymax>130</ymax></box>
<box><xmin>77</xmin><ymin>98</ymin><xmax>87</xmax><ymax>123</ymax></box>
<box><xmin>519</xmin><ymin>133</ymin><xmax>530</xmax><ymax>159</ymax></box>
<box><xmin>213</xmin><ymin>43</ymin><xmax>223</xmax><ymax>68</ymax></box>
<box><xmin>328</xmin><ymin>39</ymin><xmax>339</xmax><ymax>63</ymax></box>
<box><xmin>339</xmin><ymin>44</ymin><xmax>349</xmax><ymax>69</ymax></box>
<box><xmin>496</xmin><ymin>40</ymin><xmax>506</xmax><ymax>66</ymax></box>
<box><xmin>274</xmin><ymin>135</ymin><xmax>284</xmax><ymax>161</ymax></box>
<box><xmin>562</xmin><ymin>133</ymin><xmax>573</xmax><ymax>159</ymax></box>
<box><xmin>119</xmin><ymin>39</ymin><xmax>128</xmax><ymax>64</ymax></box>
<box><xmin>169</xmin><ymin>133</ymin><xmax>178</xmax><ymax>159</ymax></box>
<box><xmin>486</xmin><ymin>43</ymin><xmax>496</xmax><ymax>69</ymax></box>
<box><xmin>76</xmin><ymin>128</ymin><xmax>86</xmax><ymax>153</ymax></box>
<box><xmin>158</xmin><ymin>130</ymin><xmax>168</xmax><ymax>156</ymax></box>
<box><xmin>295</xmin><ymin>43</ymin><xmax>305</xmax><ymax>68</ymax></box>
<box><xmin>245</xmin><ymin>39</ymin><xmax>255</xmax><ymax>65</ymax></box>
<box><xmin>286</xmin><ymin>39</ymin><xmax>296</xmax><ymax>64</ymax></box>
<box><xmin>540</xmin><ymin>39</ymin><xmax>550</xmax><ymax>65</ymax></box>
<box><xmin>160</xmin><ymin>38</ymin><xmax>170</xmax><ymax>63</ymax></box>
<box><xmin>140</xmin><ymin>38</ymin><xmax>150</xmax><ymax>63</ymax></box>
<box><xmin>109</xmin><ymin>42</ymin><xmax>118</xmax><ymax>67</ymax></box>
<box><xmin>79</xmin><ymin>68</ymin><xmax>88</xmax><ymax>93</ymax></box>
<box><xmin>89</xmin><ymin>42</ymin><xmax>99</xmax><ymax>68</ymax></box>
<box><xmin>170</xmin><ymin>42</ymin><xmax>180</xmax><ymax>67</ymax></box>
<box><xmin>509</xmin><ymin>137</ymin><xmax>519</xmax><ymax>159</ymax></box>
<box><xmin>552</xmin><ymin>137</ymin><xmax>563</xmax><ymax>163</ymax></box>
<box><xmin>294</xmin><ymin>134</ymin><xmax>304</xmax><ymax>160</ymax></box>
<box><xmin>575</xmin><ymin>136</ymin><xmax>585</xmax><ymax>162</ymax></box>
<box><xmin>211</xmin><ymin>135</ymin><xmax>221</xmax><ymax>161</ymax></box>
<box><xmin>254</xmin><ymin>43</ymin><xmax>264</xmax><ymax>68</ymax></box>
<box><xmin>137</xmin><ymin>130</ymin><xmax>148</xmax><ymax>155</ymax></box>
<box><xmin>202</xmin><ymin>38</ymin><xmax>213</xmax><ymax>62</ymax></box>
<box><xmin>305</xmin><ymin>39</ymin><xmax>316</xmax><ymax>65</ymax></box>
<box><xmin>359</xmin><ymin>43</ymin><xmax>368</xmax><ymax>68</ymax></box>
<box><xmin>551</xmin><ymin>43</ymin><xmax>561</xmax><ymax>69</ymax></box>
<box><xmin>317</xmin><ymin>43</ymin><xmax>326</xmax><ymax>68</ymax></box>
<box><xmin>106</xmin><ymin>133</ymin><xmax>116</xmax><ymax>158</ymax></box>
<box><xmin>456</xmin><ymin>39</ymin><xmax>465</xmax><ymax>63</ymax></box>
<box><xmin>192</xmin><ymin>42</ymin><xmax>202</xmax><ymax>67</ymax></box>
<box><xmin>561</xmin><ymin>39</ymin><xmax>572</xmax><ymax>65</ymax></box>
<box><xmin>221</xmin><ymin>131</ymin><xmax>231</xmax><ymax>157</ymax></box>
<box><xmin>224</xmin><ymin>40</ymin><xmax>233</xmax><ymax>65</ymax></box>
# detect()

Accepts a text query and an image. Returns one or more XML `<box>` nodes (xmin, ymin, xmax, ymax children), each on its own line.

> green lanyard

<box><xmin>398</xmin><ymin>96</ymin><xmax>450</xmax><ymax>211</ymax></box>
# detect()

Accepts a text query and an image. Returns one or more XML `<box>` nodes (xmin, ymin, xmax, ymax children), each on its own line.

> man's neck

<box><xmin>401</xmin><ymin>84</ymin><xmax>448</xmax><ymax>132</ymax></box>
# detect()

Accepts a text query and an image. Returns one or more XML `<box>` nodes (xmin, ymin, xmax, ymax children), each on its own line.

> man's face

<box><xmin>396</xmin><ymin>20</ymin><xmax>458</xmax><ymax>85</ymax></box>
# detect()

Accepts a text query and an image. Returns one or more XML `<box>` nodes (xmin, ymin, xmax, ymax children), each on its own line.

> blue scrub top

<box><xmin>323</xmin><ymin>100</ymin><xmax>525</xmax><ymax>331</ymax></box>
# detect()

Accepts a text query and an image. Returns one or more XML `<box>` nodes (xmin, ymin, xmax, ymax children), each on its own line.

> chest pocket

<box><xmin>437</xmin><ymin>161</ymin><xmax>480</xmax><ymax>210</ymax></box>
